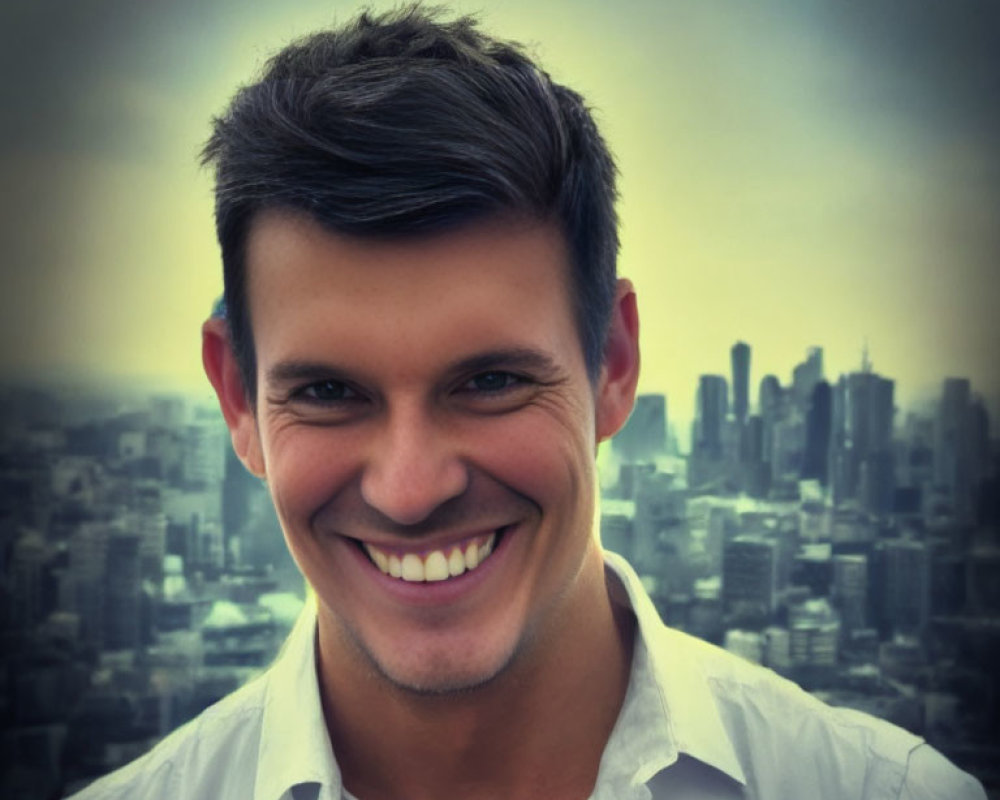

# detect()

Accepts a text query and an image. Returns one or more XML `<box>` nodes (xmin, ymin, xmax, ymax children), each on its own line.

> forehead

<box><xmin>243</xmin><ymin>211</ymin><xmax>584</xmax><ymax>377</ymax></box>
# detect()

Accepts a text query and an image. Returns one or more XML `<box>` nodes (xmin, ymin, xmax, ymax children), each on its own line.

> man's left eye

<box><xmin>465</xmin><ymin>371</ymin><xmax>522</xmax><ymax>393</ymax></box>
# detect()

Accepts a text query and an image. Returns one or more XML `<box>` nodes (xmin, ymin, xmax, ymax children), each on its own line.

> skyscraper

<box><xmin>831</xmin><ymin>367</ymin><xmax>895</xmax><ymax>511</ymax></box>
<box><xmin>694</xmin><ymin>375</ymin><xmax>728</xmax><ymax>460</ymax></box>
<box><xmin>612</xmin><ymin>393</ymin><xmax>667</xmax><ymax>463</ymax></box>
<box><xmin>739</xmin><ymin>415</ymin><xmax>770</xmax><ymax>497</ymax></box>
<box><xmin>791</xmin><ymin>347</ymin><xmax>824</xmax><ymax>409</ymax></box>
<box><xmin>878</xmin><ymin>539</ymin><xmax>930</xmax><ymax>636</ymax></box>
<box><xmin>10</xmin><ymin>530</ymin><xmax>47</xmax><ymax>633</ymax></box>
<box><xmin>801</xmin><ymin>381</ymin><xmax>832</xmax><ymax>485</ymax></box>
<box><xmin>731</xmin><ymin>342</ymin><xmax>751</xmax><ymax>427</ymax></box>
<box><xmin>935</xmin><ymin>378</ymin><xmax>974</xmax><ymax>521</ymax></box>
<box><xmin>758</xmin><ymin>374</ymin><xmax>782</xmax><ymax>466</ymax></box>
<box><xmin>832</xmin><ymin>553</ymin><xmax>868</xmax><ymax>632</ymax></box>
<box><xmin>690</xmin><ymin>375</ymin><xmax>731</xmax><ymax>489</ymax></box>
<box><xmin>104</xmin><ymin>531</ymin><xmax>142</xmax><ymax>650</ymax></box>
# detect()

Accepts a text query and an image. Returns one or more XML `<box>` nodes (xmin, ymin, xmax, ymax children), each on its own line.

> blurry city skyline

<box><xmin>5</xmin><ymin>338</ymin><xmax>994</xmax><ymax>458</ymax></box>
<box><xmin>2</xmin><ymin>332</ymin><xmax>997</xmax><ymax>797</ymax></box>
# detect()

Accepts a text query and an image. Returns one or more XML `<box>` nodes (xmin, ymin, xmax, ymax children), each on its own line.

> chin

<box><xmin>352</xmin><ymin>625</ymin><xmax>530</xmax><ymax>697</ymax></box>
<box><xmin>380</xmin><ymin>665</ymin><xmax>505</xmax><ymax>697</ymax></box>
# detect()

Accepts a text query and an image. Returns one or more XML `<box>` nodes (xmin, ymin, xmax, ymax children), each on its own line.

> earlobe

<box><xmin>595</xmin><ymin>279</ymin><xmax>640</xmax><ymax>443</ymax></box>
<box><xmin>202</xmin><ymin>317</ymin><xmax>266</xmax><ymax>478</ymax></box>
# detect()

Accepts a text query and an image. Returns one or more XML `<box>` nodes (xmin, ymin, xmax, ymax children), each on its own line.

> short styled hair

<box><xmin>202</xmin><ymin>5</ymin><xmax>619</xmax><ymax>396</ymax></box>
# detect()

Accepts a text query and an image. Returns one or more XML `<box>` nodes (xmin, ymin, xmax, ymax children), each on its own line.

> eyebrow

<box><xmin>265</xmin><ymin>347</ymin><xmax>565</xmax><ymax>389</ymax></box>
<box><xmin>265</xmin><ymin>361</ymin><xmax>354</xmax><ymax>389</ymax></box>
<box><xmin>443</xmin><ymin>348</ymin><xmax>564</xmax><ymax>381</ymax></box>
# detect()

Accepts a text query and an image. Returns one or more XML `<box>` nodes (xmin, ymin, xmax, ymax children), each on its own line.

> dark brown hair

<box><xmin>202</xmin><ymin>5</ymin><xmax>619</xmax><ymax>397</ymax></box>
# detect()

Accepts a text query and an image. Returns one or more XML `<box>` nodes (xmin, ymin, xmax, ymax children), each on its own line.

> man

<box><xmin>72</xmin><ymin>7</ymin><xmax>985</xmax><ymax>799</ymax></box>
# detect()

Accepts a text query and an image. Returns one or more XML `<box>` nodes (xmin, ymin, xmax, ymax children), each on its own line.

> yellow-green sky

<box><xmin>1</xmin><ymin>0</ymin><xmax>998</xmax><ymax>431</ymax></box>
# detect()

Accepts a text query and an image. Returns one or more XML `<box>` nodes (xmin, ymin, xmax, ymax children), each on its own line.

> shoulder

<box><xmin>898</xmin><ymin>744</ymin><xmax>986</xmax><ymax>800</ymax></box>
<box><xmin>650</xmin><ymin>624</ymin><xmax>984</xmax><ymax>800</ymax></box>
<box><xmin>66</xmin><ymin>671</ymin><xmax>269</xmax><ymax>800</ymax></box>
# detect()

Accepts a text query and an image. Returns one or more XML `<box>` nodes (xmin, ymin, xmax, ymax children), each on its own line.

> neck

<box><xmin>316</xmin><ymin>547</ymin><xmax>635</xmax><ymax>800</ymax></box>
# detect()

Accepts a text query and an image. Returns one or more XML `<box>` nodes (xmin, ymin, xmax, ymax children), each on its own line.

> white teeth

<box><xmin>464</xmin><ymin>541</ymin><xmax>479</xmax><ymax>570</ymax></box>
<box><xmin>364</xmin><ymin>531</ymin><xmax>502</xmax><ymax>583</ymax></box>
<box><xmin>401</xmin><ymin>553</ymin><xmax>424</xmax><ymax>582</ymax></box>
<box><xmin>424</xmin><ymin>551</ymin><xmax>450</xmax><ymax>582</ymax></box>
<box><xmin>447</xmin><ymin>548</ymin><xmax>466</xmax><ymax>577</ymax></box>
<box><xmin>369</xmin><ymin>546</ymin><xmax>389</xmax><ymax>574</ymax></box>
<box><xmin>480</xmin><ymin>532</ymin><xmax>496</xmax><ymax>560</ymax></box>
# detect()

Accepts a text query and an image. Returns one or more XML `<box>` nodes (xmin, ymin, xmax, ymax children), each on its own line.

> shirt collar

<box><xmin>255</xmin><ymin>593</ymin><xmax>343</xmax><ymax>800</ymax></box>
<box><xmin>600</xmin><ymin>551</ymin><xmax>747</xmax><ymax>791</ymax></box>
<box><xmin>252</xmin><ymin>556</ymin><xmax>746</xmax><ymax>800</ymax></box>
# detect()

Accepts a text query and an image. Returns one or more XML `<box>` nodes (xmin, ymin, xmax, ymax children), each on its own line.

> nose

<box><xmin>360</xmin><ymin>403</ymin><xmax>469</xmax><ymax>526</ymax></box>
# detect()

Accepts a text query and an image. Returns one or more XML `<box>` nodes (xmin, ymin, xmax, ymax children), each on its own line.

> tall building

<box><xmin>878</xmin><ymin>539</ymin><xmax>930</xmax><ymax>636</ymax></box>
<box><xmin>801</xmin><ymin>381</ymin><xmax>832</xmax><ymax>485</ymax></box>
<box><xmin>599</xmin><ymin>505</ymin><xmax>634</xmax><ymax>562</ymax></box>
<box><xmin>694</xmin><ymin>376</ymin><xmax>728</xmax><ymax>459</ymax></box>
<box><xmin>935</xmin><ymin>378</ymin><xmax>978</xmax><ymax>522</ymax></box>
<box><xmin>895</xmin><ymin>412</ymin><xmax>935</xmax><ymax>508</ymax></box>
<box><xmin>104</xmin><ymin>531</ymin><xmax>142</xmax><ymax>650</ymax></box>
<box><xmin>130</xmin><ymin>482</ymin><xmax>167</xmax><ymax>583</ymax></box>
<box><xmin>758</xmin><ymin>375</ymin><xmax>782</xmax><ymax>465</ymax></box>
<box><xmin>690</xmin><ymin>376</ymin><xmax>731</xmax><ymax>489</ymax></box>
<box><xmin>832</xmin><ymin>554</ymin><xmax>868</xmax><ymax>632</ymax></box>
<box><xmin>831</xmin><ymin>367</ymin><xmax>895</xmax><ymax>512</ymax></box>
<box><xmin>612</xmin><ymin>393</ymin><xmax>667</xmax><ymax>463</ymax></box>
<box><xmin>969</xmin><ymin>397</ymin><xmax>991</xmax><ymax>491</ymax></box>
<box><xmin>967</xmin><ymin>544</ymin><xmax>1000</xmax><ymax>616</ymax></box>
<box><xmin>731</xmin><ymin>342</ymin><xmax>751</xmax><ymax>427</ymax></box>
<box><xmin>770</xmin><ymin>413</ymin><xmax>806</xmax><ymax>487</ymax></box>
<box><xmin>181</xmin><ymin>420</ymin><xmax>227</xmax><ymax>490</ymax></box>
<box><xmin>67</xmin><ymin>522</ymin><xmax>108</xmax><ymax>648</ymax></box>
<box><xmin>722</xmin><ymin>535</ymin><xmax>779</xmax><ymax>617</ymax></box>
<box><xmin>633</xmin><ymin>471</ymin><xmax>686</xmax><ymax>586</ymax></box>
<box><xmin>223</xmin><ymin>444</ymin><xmax>261</xmax><ymax>567</ymax></box>
<box><xmin>739</xmin><ymin>414</ymin><xmax>770</xmax><ymax>497</ymax></box>
<box><xmin>10</xmin><ymin>529</ymin><xmax>47</xmax><ymax>632</ymax></box>
<box><xmin>791</xmin><ymin>347</ymin><xmax>824</xmax><ymax>409</ymax></box>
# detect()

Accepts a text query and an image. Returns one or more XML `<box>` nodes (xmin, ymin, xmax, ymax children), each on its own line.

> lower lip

<box><xmin>344</xmin><ymin>527</ymin><xmax>515</xmax><ymax>607</ymax></box>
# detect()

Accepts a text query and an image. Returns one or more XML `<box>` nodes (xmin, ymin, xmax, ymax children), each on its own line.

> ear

<box><xmin>202</xmin><ymin>316</ymin><xmax>266</xmax><ymax>478</ymax></box>
<box><xmin>595</xmin><ymin>279</ymin><xmax>640</xmax><ymax>443</ymax></box>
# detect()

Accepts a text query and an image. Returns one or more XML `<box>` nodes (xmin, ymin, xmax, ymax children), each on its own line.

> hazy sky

<box><xmin>1</xmin><ymin>0</ymin><xmax>998</xmax><ymax>428</ymax></box>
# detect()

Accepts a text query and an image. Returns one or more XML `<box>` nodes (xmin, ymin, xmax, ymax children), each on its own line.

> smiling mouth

<box><xmin>359</xmin><ymin>528</ymin><xmax>506</xmax><ymax>583</ymax></box>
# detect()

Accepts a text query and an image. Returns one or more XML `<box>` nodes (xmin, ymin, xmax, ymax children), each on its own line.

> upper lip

<box><xmin>343</xmin><ymin>525</ymin><xmax>511</xmax><ymax>556</ymax></box>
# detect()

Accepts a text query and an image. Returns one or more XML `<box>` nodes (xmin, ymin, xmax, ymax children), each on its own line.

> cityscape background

<box><xmin>1</xmin><ymin>0</ymin><xmax>998</xmax><ymax>797</ymax></box>
<box><xmin>1</xmin><ymin>340</ymin><xmax>998</xmax><ymax>797</ymax></box>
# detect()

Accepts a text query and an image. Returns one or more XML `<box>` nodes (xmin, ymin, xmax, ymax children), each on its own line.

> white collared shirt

<box><xmin>68</xmin><ymin>552</ymin><xmax>986</xmax><ymax>800</ymax></box>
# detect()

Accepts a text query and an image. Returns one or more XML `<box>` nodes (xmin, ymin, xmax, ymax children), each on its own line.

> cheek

<box><xmin>475</xmin><ymin>409</ymin><xmax>595</xmax><ymax>515</ymax></box>
<box><xmin>263</xmin><ymin>427</ymin><xmax>363</xmax><ymax>531</ymax></box>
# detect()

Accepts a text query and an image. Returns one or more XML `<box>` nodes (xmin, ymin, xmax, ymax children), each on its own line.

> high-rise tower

<box><xmin>731</xmin><ymin>342</ymin><xmax>751</xmax><ymax>427</ymax></box>
<box><xmin>801</xmin><ymin>381</ymin><xmax>832</xmax><ymax>485</ymax></box>
<box><xmin>936</xmin><ymin>378</ymin><xmax>973</xmax><ymax>521</ymax></box>
<box><xmin>613</xmin><ymin>393</ymin><xmax>667</xmax><ymax>463</ymax></box>
<box><xmin>694</xmin><ymin>375</ymin><xmax>729</xmax><ymax>460</ymax></box>
<box><xmin>830</xmin><ymin>357</ymin><xmax>895</xmax><ymax>512</ymax></box>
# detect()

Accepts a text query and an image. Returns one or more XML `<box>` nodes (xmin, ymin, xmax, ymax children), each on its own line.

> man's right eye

<box><xmin>296</xmin><ymin>380</ymin><xmax>360</xmax><ymax>403</ymax></box>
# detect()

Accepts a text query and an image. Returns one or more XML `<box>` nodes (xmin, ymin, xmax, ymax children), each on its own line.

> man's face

<box><xmin>217</xmin><ymin>211</ymin><xmax>635</xmax><ymax>693</ymax></box>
